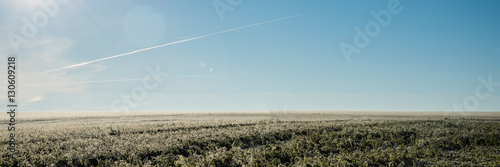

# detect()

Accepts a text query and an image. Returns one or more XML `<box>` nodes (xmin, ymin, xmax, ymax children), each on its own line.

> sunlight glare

<box><xmin>14</xmin><ymin>0</ymin><xmax>41</xmax><ymax>11</ymax></box>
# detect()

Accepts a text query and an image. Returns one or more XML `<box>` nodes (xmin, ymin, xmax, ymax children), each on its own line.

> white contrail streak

<box><xmin>84</xmin><ymin>75</ymin><xmax>216</xmax><ymax>84</ymax></box>
<box><xmin>38</xmin><ymin>13</ymin><xmax>309</xmax><ymax>75</ymax></box>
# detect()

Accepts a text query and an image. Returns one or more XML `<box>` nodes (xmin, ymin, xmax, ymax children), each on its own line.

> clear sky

<box><xmin>1</xmin><ymin>0</ymin><xmax>499</xmax><ymax>112</ymax></box>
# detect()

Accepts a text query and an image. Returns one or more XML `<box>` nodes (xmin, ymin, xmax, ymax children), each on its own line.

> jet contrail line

<box><xmin>39</xmin><ymin>13</ymin><xmax>310</xmax><ymax>74</ymax></box>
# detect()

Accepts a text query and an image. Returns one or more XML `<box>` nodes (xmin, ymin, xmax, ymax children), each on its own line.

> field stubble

<box><xmin>1</xmin><ymin>111</ymin><xmax>500</xmax><ymax>166</ymax></box>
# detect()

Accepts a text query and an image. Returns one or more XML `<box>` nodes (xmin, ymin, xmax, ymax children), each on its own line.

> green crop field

<box><xmin>2</xmin><ymin>112</ymin><xmax>500</xmax><ymax>166</ymax></box>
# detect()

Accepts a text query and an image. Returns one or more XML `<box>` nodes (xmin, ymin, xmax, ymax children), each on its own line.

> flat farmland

<box><xmin>1</xmin><ymin>111</ymin><xmax>500</xmax><ymax>166</ymax></box>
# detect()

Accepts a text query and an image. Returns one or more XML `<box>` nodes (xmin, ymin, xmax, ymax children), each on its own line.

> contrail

<box><xmin>38</xmin><ymin>13</ymin><xmax>310</xmax><ymax>74</ymax></box>
<box><xmin>84</xmin><ymin>75</ymin><xmax>216</xmax><ymax>84</ymax></box>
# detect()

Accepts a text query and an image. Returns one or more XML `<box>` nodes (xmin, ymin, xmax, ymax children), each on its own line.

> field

<box><xmin>1</xmin><ymin>111</ymin><xmax>500</xmax><ymax>166</ymax></box>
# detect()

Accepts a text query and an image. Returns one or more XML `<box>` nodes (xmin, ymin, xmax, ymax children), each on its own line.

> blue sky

<box><xmin>1</xmin><ymin>0</ymin><xmax>499</xmax><ymax>112</ymax></box>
